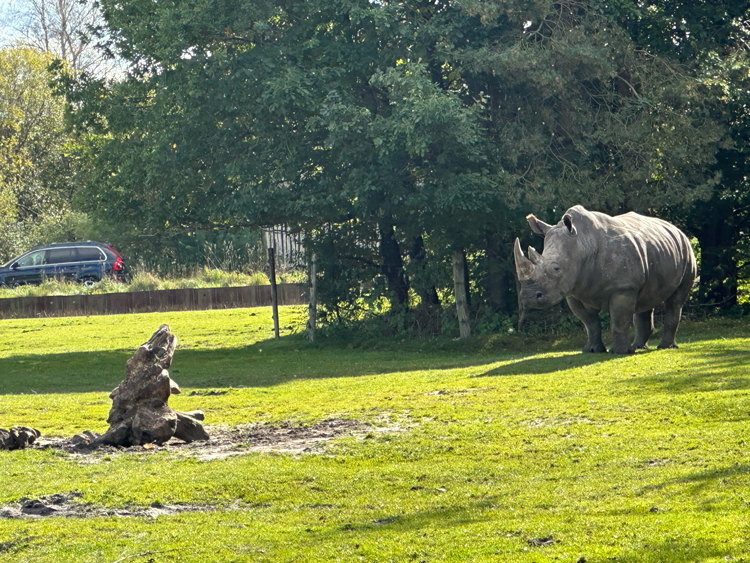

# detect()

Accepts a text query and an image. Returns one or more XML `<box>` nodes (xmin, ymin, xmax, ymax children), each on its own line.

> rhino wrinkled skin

<box><xmin>514</xmin><ymin>205</ymin><xmax>697</xmax><ymax>354</ymax></box>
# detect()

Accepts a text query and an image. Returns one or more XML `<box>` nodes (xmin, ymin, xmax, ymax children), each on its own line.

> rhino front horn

<box><xmin>514</xmin><ymin>238</ymin><xmax>534</xmax><ymax>281</ymax></box>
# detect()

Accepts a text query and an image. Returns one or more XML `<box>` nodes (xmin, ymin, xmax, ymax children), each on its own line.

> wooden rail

<box><xmin>0</xmin><ymin>283</ymin><xmax>308</xmax><ymax>319</ymax></box>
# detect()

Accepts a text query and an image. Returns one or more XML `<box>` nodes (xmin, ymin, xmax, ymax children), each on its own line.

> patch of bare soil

<box><xmin>0</xmin><ymin>491</ymin><xmax>213</xmax><ymax>519</ymax></box>
<box><xmin>2</xmin><ymin>418</ymin><xmax>405</xmax><ymax>519</ymax></box>
<box><xmin>34</xmin><ymin>418</ymin><xmax>381</xmax><ymax>461</ymax></box>
<box><xmin>175</xmin><ymin>418</ymin><xmax>374</xmax><ymax>460</ymax></box>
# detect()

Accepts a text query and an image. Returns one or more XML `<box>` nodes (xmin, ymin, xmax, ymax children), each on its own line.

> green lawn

<box><xmin>1</xmin><ymin>308</ymin><xmax>750</xmax><ymax>562</ymax></box>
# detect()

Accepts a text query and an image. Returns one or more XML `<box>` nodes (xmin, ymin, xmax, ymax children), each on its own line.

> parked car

<box><xmin>0</xmin><ymin>242</ymin><xmax>127</xmax><ymax>287</ymax></box>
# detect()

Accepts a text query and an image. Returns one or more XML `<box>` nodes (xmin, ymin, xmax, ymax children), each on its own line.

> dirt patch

<box><xmin>0</xmin><ymin>491</ymin><xmax>215</xmax><ymax>520</ymax></box>
<box><xmin>175</xmin><ymin>418</ymin><xmax>374</xmax><ymax>461</ymax></box>
<box><xmin>34</xmin><ymin>418</ymin><xmax>384</xmax><ymax>461</ymax></box>
<box><xmin>2</xmin><ymin>418</ymin><xmax>408</xmax><ymax>519</ymax></box>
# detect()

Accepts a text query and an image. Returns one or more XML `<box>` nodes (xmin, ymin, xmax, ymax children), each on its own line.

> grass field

<box><xmin>1</xmin><ymin>308</ymin><xmax>750</xmax><ymax>562</ymax></box>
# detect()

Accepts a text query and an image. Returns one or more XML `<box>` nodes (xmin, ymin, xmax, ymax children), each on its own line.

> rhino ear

<box><xmin>563</xmin><ymin>213</ymin><xmax>577</xmax><ymax>236</ymax></box>
<box><xmin>526</xmin><ymin>214</ymin><xmax>553</xmax><ymax>236</ymax></box>
<box><xmin>514</xmin><ymin>238</ymin><xmax>533</xmax><ymax>281</ymax></box>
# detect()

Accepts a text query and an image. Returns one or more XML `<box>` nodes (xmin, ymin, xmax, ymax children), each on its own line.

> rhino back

<box><xmin>568</xmin><ymin>207</ymin><xmax>695</xmax><ymax>311</ymax></box>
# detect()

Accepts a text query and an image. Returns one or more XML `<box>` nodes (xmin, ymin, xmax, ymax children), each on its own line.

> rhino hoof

<box><xmin>582</xmin><ymin>344</ymin><xmax>606</xmax><ymax>353</ymax></box>
<box><xmin>657</xmin><ymin>342</ymin><xmax>678</xmax><ymax>350</ymax></box>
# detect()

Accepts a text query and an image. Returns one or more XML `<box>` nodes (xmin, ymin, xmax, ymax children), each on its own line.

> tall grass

<box><xmin>0</xmin><ymin>266</ymin><xmax>306</xmax><ymax>299</ymax></box>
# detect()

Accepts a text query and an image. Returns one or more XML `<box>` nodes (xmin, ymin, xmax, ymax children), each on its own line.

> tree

<box><xmin>0</xmin><ymin>46</ymin><xmax>81</xmax><ymax>262</ymax></box>
<box><xmin>64</xmin><ymin>0</ymin><xmax>725</xmax><ymax>326</ymax></box>
<box><xmin>600</xmin><ymin>0</ymin><xmax>750</xmax><ymax>308</ymax></box>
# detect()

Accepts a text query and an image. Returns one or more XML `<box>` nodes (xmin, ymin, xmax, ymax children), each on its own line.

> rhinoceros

<box><xmin>514</xmin><ymin>205</ymin><xmax>696</xmax><ymax>354</ymax></box>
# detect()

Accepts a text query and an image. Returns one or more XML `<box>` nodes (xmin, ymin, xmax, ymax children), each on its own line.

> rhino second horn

<box><xmin>514</xmin><ymin>238</ymin><xmax>534</xmax><ymax>281</ymax></box>
<box><xmin>527</xmin><ymin>246</ymin><xmax>542</xmax><ymax>265</ymax></box>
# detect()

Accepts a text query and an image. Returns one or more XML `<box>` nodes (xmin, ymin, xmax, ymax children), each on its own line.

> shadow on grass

<box><xmin>618</xmin><ymin>345</ymin><xmax>750</xmax><ymax>394</ymax></box>
<box><xmin>323</xmin><ymin>499</ymin><xmax>732</xmax><ymax>563</ymax></box>
<box><xmin>0</xmin><ymin>338</ymin><xmax>520</xmax><ymax>395</ymax></box>
<box><xmin>476</xmin><ymin>351</ymin><xmax>617</xmax><ymax>377</ymax></box>
<box><xmin>338</xmin><ymin>499</ymin><xmax>497</xmax><ymax>534</ymax></box>
<box><xmin>611</xmin><ymin>537</ymin><xmax>733</xmax><ymax>563</ymax></box>
<box><xmin>3</xmin><ymin>318</ymin><xmax>750</xmax><ymax>395</ymax></box>
<box><xmin>639</xmin><ymin>463</ymin><xmax>750</xmax><ymax>495</ymax></box>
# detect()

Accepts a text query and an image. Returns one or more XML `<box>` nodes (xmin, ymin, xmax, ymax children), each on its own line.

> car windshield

<box><xmin>1</xmin><ymin>250</ymin><xmax>44</xmax><ymax>268</ymax></box>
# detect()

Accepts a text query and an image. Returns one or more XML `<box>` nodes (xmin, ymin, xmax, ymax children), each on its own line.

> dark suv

<box><xmin>0</xmin><ymin>242</ymin><xmax>126</xmax><ymax>287</ymax></box>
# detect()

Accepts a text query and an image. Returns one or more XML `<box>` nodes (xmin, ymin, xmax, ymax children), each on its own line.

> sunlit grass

<box><xmin>1</xmin><ymin>312</ymin><xmax>749</xmax><ymax>562</ymax></box>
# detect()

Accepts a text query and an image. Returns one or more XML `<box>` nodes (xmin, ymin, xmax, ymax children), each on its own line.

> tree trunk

<box><xmin>409</xmin><ymin>235</ymin><xmax>440</xmax><ymax>310</ymax></box>
<box><xmin>378</xmin><ymin>221</ymin><xmax>410</xmax><ymax>308</ymax></box>
<box><xmin>484</xmin><ymin>231</ymin><xmax>515</xmax><ymax>314</ymax></box>
<box><xmin>408</xmin><ymin>235</ymin><xmax>441</xmax><ymax>334</ymax></box>
<box><xmin>452</xmin><ymin>250</ymin><xmax>471</xmax><ymax>339</ymax></box>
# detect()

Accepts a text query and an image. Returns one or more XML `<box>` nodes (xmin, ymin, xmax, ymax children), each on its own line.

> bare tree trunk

<box><xmin>452</xmin><ymin>250</ymin><xmax>471</xmax><ymax>339</ymax></box>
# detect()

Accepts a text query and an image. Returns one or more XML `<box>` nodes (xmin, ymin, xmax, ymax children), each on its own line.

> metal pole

<box><xmin>269</xmin><ymin>247</ymin><xmax>279</xmax><ymax>339</ymax></box>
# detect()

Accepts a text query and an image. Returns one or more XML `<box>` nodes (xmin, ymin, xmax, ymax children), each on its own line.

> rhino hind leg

<box><xmin>658</xmin><ymin>281</ymin><xmax>692</xmax><ymax>349</ymax></box>
<box><xmin>633</xmin><ymin>310</ymin><xmax>654</xmax><ymax>349</ymax></box>
<box><xmin>566</xmin><ymin>296</ymin><xmax>606</xmax><ymax>353</ymax></box>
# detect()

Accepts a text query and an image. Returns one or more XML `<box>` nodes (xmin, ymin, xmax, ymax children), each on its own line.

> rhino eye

<box><xmin>553</xmin><ymin>266</ymin><xmax>560</xmax><ymax>271</ymax></box>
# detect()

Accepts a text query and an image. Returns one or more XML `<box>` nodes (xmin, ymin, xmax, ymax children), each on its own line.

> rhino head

<box><xmin>514</xmin><ymin>212</ymin><xmax>581</xmax><ymax>310</ymax></box>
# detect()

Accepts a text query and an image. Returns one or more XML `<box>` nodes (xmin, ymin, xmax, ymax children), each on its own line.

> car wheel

<box><xmin>81</xmin><ymin>276</ymin><xmax>99</xmax><ymax>288</ymax></box>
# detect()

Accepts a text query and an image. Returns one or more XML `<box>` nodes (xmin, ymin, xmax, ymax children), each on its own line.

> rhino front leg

<box><xmin>632</xmin><ymin>310</ymin><xmax>654</xmax><ymax>349</ymax></box>
<box><xmin>566</xmin><ymin>296</ymin><xmax>606</xmax><ymax>353</ymax></box>
<box><xmin>609</xmin><ymin>293</ymin><xmax>636</xmax><ymax>354</ymax></box>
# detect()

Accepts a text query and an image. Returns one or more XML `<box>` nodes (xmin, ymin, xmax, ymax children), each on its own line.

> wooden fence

<box><xmin>0</xmin><ymin>283</ymin><xmax>308</xmax><ymax>319</ymax></box>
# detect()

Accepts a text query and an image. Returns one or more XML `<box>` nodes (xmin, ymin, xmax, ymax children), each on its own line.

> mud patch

<box><xmin>0</xmin><ymin>491</ymin><xmax>213</xmax><ymax>519</ymax></box>
<box><xmin>182</xmin><ymin>418</ymin><xmax>373</xmax><ymax>461</ymax></box>
<box><xmin>35</xmin><ymin>418</ymin><xmax>386</xmax><ymax>461</ymax></box>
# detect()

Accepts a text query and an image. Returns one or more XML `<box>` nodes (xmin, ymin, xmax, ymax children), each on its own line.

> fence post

<box><xmin>452</xmin><ymin>249</ymin><xmax>471</xmax><ymax>339</ymax></box>
<box><xmin>308</xmin><ymin>253</ymin><xmax>317</xmax><ymax>342</ymax></box>
<box><xmin>269</xmin><ymin>247</ymin><xmax>280</xmax><ymax>339</ymax></box>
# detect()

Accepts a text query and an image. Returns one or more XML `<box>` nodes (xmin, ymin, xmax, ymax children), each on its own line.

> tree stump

<box><xmin>92</xmin><ymin>324</ymin><xmax>209</xmax><ymax>447</ymax></box>
<box><xmin>0</xmin><ymin>426</ymin><xmax>40</xmax><ymax>450</ymax></box>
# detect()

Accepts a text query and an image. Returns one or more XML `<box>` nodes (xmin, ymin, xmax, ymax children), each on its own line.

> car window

<box><xmin>77</xmin><ymin>247</ymin><xmax>104</xmax><ymax>261</ymax></box>
<box><xmin>47</xmin><ymin>248</ymin><xmax>78</xmax><ymax>264</ymax></box>
<box><xmin>16</xmin><ymin>250</ymin><xmax>46</xmax><ymax>267</ymax></box>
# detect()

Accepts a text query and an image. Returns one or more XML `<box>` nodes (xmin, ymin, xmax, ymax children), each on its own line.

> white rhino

<box><xmin>514</xmin><ymin>205</ymin><xmax>697</xmax><ymax>354</ymax></box>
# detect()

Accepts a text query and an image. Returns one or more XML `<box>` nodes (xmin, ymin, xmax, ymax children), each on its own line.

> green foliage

<box><xmin>56</xmin><ymin>0</ymin><xmax>728</xmax><ymax>325</ymax></box>
<box><xmin>2</xmin><ymin>311</ymin><xmax>750</xmax><ymax>561</ymax></box>
<box><xmin>0</xmin><ymin>47</ymin><xmax>86</xmax><ymax>262</ymax></box>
